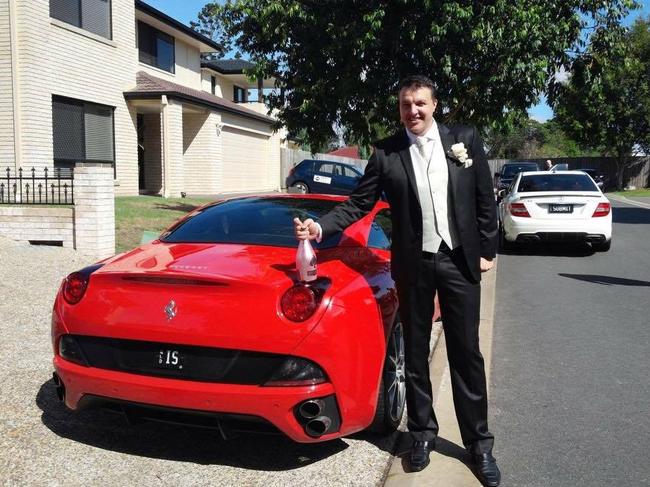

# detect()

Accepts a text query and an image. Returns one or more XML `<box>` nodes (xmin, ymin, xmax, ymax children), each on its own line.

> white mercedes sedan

<box><xmin>498</xmin><ymin>171</ymin><xmax>612</xmax><ymax>251</ymax></box>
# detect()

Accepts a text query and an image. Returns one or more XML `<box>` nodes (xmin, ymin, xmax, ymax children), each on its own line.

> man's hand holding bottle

<box><xmin>293</xmin><ymin>218</ymin><xmax>320</xmax><ymax>241</ymax></box>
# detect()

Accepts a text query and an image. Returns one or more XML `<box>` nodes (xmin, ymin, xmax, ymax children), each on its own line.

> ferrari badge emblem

<box><xmin>164</xmin><ymin>300</ymin><xmax>177</xmax><ymax>321</ymax></box>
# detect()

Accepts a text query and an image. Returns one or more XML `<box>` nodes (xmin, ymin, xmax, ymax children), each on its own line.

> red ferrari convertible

<box><xmin>51</xmin><ymin>194</ymin><xmax>407</xmax><ymax>443</ymax></box>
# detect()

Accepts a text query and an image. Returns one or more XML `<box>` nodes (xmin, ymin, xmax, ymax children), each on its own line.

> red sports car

<box><xmin>51</xmin><ymin>195</ymin><xmax>415</xmax><ymax>442</ymax></box>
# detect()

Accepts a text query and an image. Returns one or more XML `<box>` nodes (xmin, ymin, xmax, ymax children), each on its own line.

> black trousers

<box><xmin>397</xmin><ymin>244</ymin><xmax>494</xmax><ymax>453</ymax></box>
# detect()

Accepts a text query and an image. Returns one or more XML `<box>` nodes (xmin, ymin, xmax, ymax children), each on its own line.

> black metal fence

<box><xmin>0</xmin><ymin>167</ymin><xmax>74</xmax><ymax>205</ymax></box>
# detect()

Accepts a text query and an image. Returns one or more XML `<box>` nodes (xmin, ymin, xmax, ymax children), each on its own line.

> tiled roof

<box><xmin>125</xmin><ymin>72</ymin><xmax>275</xmax><ymax>124</ymax></box>
<box><xmin>328</xmin><ymin>146</ymin><xmax>361</xmax><ymax>159</ymax></box>
<box><xmin>202</xmin><ymin>59</ymin><xmax>256</xmax><ymax>74</ymax></box>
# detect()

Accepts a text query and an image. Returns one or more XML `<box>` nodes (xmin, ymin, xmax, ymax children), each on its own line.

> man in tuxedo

<box><xmin>294</xmin><ymin>75</ymin><xmax>500</xmax><ymax>486</ymax></box>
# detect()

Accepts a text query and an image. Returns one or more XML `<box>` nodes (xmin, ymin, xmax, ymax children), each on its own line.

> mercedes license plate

<box><xmin>549</xmin><ymin>204</ymin><xmax>573</xmax><ymax>213</ymax></box>
<box><xmin>156</xmin><ymin>349</ymin><xmax>184</xmax><ymax>370</ymax></box>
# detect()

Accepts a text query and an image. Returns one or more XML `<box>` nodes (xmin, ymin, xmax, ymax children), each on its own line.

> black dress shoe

<box><xmin>470</xmin><ymin>452</ymin><xmax>501</xmax><ymax>487</ymax></box>
<box><xmin>408</xmin><ymin>440</ymin><xmax>435</xmax><ymax>472</ymax></box>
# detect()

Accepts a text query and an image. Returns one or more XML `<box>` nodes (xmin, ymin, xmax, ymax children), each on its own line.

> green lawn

<box><xmin>115</xmin><ymin>196</ymin><xmax>214</xmax><ymax>253</ymax></box>
<box><xmin>608</xmin><ymin>189</ymin><xmax>650</xmax><ymax>197</ymax></box>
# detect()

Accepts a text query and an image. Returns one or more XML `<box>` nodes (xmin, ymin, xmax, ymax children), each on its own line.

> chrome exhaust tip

<box><xmin>298</xmin><ymin>399</ymin><xmax>325</xmax><ymax>419</ymax></box>
<box><xmin>305</xmin><ymin>416</ymin><xmax>332</xmax><ymax>437</ymax></box>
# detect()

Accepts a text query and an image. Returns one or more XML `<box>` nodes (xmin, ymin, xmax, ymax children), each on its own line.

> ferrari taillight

<box><xmin>592</xmin><ymin>202</ymin><xmax>611</xmax><ymax>217</ymax></box>
<box><xmin>63</xmin><ymin>272</ymin><xmax>89</xmax><ymax>304</ymax></box>
<box><xmin>62</xmin><ymin>263</ymin><xmax>104</xmax><ymax>305</ymax></box>
<box><xmin>509</xmin><ymin>202</ymin><xmax>530</xmax><ymax>217</ymax></box>
<box><xmin>281</xmin><ymin>284</ymin><xmax>317</xmax><ymax>322</ymax></box>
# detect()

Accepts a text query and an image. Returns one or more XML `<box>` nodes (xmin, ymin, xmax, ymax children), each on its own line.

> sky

<box><xmin>146</xmin><ymin>0</ymin><xmax>650</xmax><ymax>122</ymax></box>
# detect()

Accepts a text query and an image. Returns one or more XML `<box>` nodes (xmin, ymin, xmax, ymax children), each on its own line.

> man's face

<box><xmin>399</xmin><ymin>86</ymin><xmax>437</xmax><ymax>136</ymax></box>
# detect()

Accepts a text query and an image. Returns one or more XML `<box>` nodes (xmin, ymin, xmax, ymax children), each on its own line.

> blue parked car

<box><xmin>286</xmin><ymin>159</ymin><xmax>363</xmax><ymax>195</ymax></box>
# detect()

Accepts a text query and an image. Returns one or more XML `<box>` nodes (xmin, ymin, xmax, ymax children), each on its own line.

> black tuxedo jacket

<box><xmin>318</xmin><ymin>123</ymin><xmax>497</xmax><ymax>284</ymax></box>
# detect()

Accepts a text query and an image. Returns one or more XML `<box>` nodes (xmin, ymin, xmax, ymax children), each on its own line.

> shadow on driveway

<box><xmin>36</xmin><ymin>379</ymin><xmax>350</xmax><ymax>469</ymax></box>
<box><xmin>558</xmin><ymin>273</ymin><xmax>650</xmax><ymax>287</ymax></box>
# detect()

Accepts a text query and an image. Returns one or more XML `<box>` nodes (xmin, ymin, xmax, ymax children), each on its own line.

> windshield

<box><xmin>518</xmin><ymin>174</ymin><xmax>599</xmax><ymax>192</ymax></box>
<box><xmin>160</xmin><ymin>197</ymin><xmax>342</xmax><ymax>248</ymax></box>
<box><xmin>502</xmin><ymin>164</ymin><xmax>538</xmax><ymax>178</ymax></box>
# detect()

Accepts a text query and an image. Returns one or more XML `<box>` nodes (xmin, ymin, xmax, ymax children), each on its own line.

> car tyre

<box><xmin>499</xmin><ymin>224</ymin><xmax>513</xmax><ymax>252</ymax></box>
<box><xmin>593</xmin><ymin>238</ymin><xmax>611</xmax><ymax>252</ymax></box>
<box><xmin>369</xmin><ymin>319</ymin><xmax>406</xmax><ymax>434</ymax></box>
<box><xmin>291</xmin><ymin>181</ymin><xmax>309</xmax><ymax>194</ymax></box>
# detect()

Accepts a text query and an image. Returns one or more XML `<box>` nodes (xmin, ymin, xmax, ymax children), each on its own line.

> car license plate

<box><xmin>156</xmin><ymin>349</ymin><xmax>184</xmax><ymax>370</ymax></box>
<box><xmin>549</xmin><ymin>204</ymin><xmax>573</xmax><ymax>213</ymax></box>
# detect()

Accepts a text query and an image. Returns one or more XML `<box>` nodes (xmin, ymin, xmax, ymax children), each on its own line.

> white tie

<box><xmin>416</xmin><ymin>137</ymin><xmax>428</xmax><ymax>159</ymax></box>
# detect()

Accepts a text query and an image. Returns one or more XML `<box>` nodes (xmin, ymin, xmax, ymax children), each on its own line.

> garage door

<box><xmin>221</xmin><ymin>125</ymin><xmax>272</xmax><ymax>192</ymax></box>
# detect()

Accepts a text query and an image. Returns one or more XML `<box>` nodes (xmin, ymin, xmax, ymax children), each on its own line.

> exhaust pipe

<box><xmin>52</xmin><ymin>372</ymin><xmax>65</xmax><ymax>402</ymax></box>
<box><xmin>298</xmin><ymin>399</ymin><xmax>325</xmax><ymax>419</ymax></box>
<box><xmin>305</xmin><ymin>416</ymin><xmax>332</xmax><ymax>437</ymax></box>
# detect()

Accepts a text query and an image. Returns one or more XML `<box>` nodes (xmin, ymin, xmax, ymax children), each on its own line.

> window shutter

<box><xmin>84</xmin><ymin>104</ymin><xmax>114</xmax><ymax>161</ymax></box>
<box><xmin>138</xmin><ymin>22</ymin><xmax>156</xmax><ymax>66</ymax></box>
<box><xmin>52</xmin><ymin>98</ymin><xmax>84</xmax><ymax>161</ymax></box>
<box><xmin>81</xmin><ymin>0</ymin><xmax>111</xmax><ymax>39</ymax></box>
<box><xmin>50</xmin><ymin>0</ymin><xmax>81</xmax><ymax>27</ymax></box>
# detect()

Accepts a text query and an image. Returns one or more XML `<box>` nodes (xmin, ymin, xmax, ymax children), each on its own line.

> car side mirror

<box><xmin>497</xmin><ymin>189</ymin><xmax>507</xmax><ymax>199</ymax></box>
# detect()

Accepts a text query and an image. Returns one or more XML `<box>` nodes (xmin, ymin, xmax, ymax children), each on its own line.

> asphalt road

<box><xmin>490</xmin><ymin>199</ymin><xmax>650</xmax><ymax>486</ymax></box>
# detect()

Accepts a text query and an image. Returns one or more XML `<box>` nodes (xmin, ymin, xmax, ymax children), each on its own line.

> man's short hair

<box><xmin>398</xmin><ymin>75</ymin><xmax>437</xmax><ymax>98</ymax></box>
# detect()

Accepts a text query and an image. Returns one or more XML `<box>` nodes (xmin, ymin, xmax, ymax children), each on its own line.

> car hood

<box><xmin>57</xmin><ymin>242</ymin><xmax>383</xmax><ymax>354</ymax></box>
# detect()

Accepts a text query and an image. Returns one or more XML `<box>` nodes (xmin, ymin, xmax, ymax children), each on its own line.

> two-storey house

<box><xmin>0</xmin><ymin>0</ymin><xmax>285</xmax><ymax>197</ymax></box>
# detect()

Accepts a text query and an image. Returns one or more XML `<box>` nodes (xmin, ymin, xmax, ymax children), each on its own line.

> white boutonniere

<box><xmin>448</xmin><ymin>143</ymin><xmax>473</xmax><ymax>168</ymax></box>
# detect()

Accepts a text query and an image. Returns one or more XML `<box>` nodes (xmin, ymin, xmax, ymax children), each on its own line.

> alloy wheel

<box><xmin>385</xmin><ymin>322</ymin><xmax>406</xmax><ymax>423</ymax></box>
<box><xmin>292</xmin><ymin>182</ymin><xmax>308</xmax><ymax>194</ymax></box>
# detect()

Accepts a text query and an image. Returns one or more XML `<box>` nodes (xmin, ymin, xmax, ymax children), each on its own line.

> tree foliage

<box><xmin>194</xmin><ymin>0</ymin><xmax>637</xmax><ymax>150</ymax></box>
<box><xmin>549</xmin><ymin>16</ymin><xmax>650</xmax><ymax>188</ymax></box>
<box><xmin>485</xmin><ymin>117</ymin><xmax>598</xmax><ymax>159</ymax></box>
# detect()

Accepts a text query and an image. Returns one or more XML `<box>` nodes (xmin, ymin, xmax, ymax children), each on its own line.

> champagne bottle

<box><xmin>296</xmin><ymin>239</ymin><xmax>317</xmax><ymax>282</ymax></box>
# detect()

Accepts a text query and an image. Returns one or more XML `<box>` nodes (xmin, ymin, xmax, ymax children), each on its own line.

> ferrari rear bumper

<box><xmin>53</xmin><ymin>357</ymin><xmax>344</xmax><ymax>443</ymax></box>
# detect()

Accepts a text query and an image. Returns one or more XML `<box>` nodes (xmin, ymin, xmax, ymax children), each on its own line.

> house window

<box><xmin>138</xmin><ymin>21</ymin><xmax>175</xmax><ymax>73</ymax></box>
<box><xmin>211</xmin><ymin>76</ymin><xmax>216</xmax><ymax>95</ymax></box>
<box><xmin>52</xmin><ymin>96</ymin><xmax>115</xmax><ymax>166</ymax></box>
<box><xmin>233</xmin><ymin>86</ymin><xmax>246</xmax><ymax>103</ymax></box>
<box><xmin>50</xmin><ymin>0</ymin><xmax>112</xmax><ymax>39</ymax></box>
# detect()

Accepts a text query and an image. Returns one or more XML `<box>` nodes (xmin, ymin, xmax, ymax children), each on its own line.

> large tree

<box><xmin>485</xmin><ymin>117</ymin><xmax>598</xmax><ymax>158</ymax></box>
<box><xmin>194</xmin><ymin>0</ymin><xmax>637</xmax><ymax>150</ymax></box>
<box><xmin>549</xmin><ymin>17</ymin><xmax>650</xmax><ymax>189</ymax></box>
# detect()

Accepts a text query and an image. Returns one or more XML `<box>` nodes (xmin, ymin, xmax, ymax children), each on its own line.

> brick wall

<box><xmin>183</xmin><ymin>111</ymin><xmax>221</xmax><ymax>194</ymax></box>
<box><xmin>0</xmin><ymin>206</ymin><xmax>74</xmax><ymax>247</ymax></box>
<box><xmin>11</xmin><ymin>0</ymin><xmax>138</xmax><ymax>191</ymax></box>
<box><xmin>0</xmin><ymin>0</ymin><xmax>15</xmax><ymax>165</ymax></box>
<box><xmin>0</xmin><ymin>164</ymin><xmax>115</xmax><ymax>259</ymax></box>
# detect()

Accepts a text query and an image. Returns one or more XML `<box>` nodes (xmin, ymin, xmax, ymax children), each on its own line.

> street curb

<box><xmin>381</xmin><ymin>259</ymin><xmax>499</xmax><ymax>486</ymax></box>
